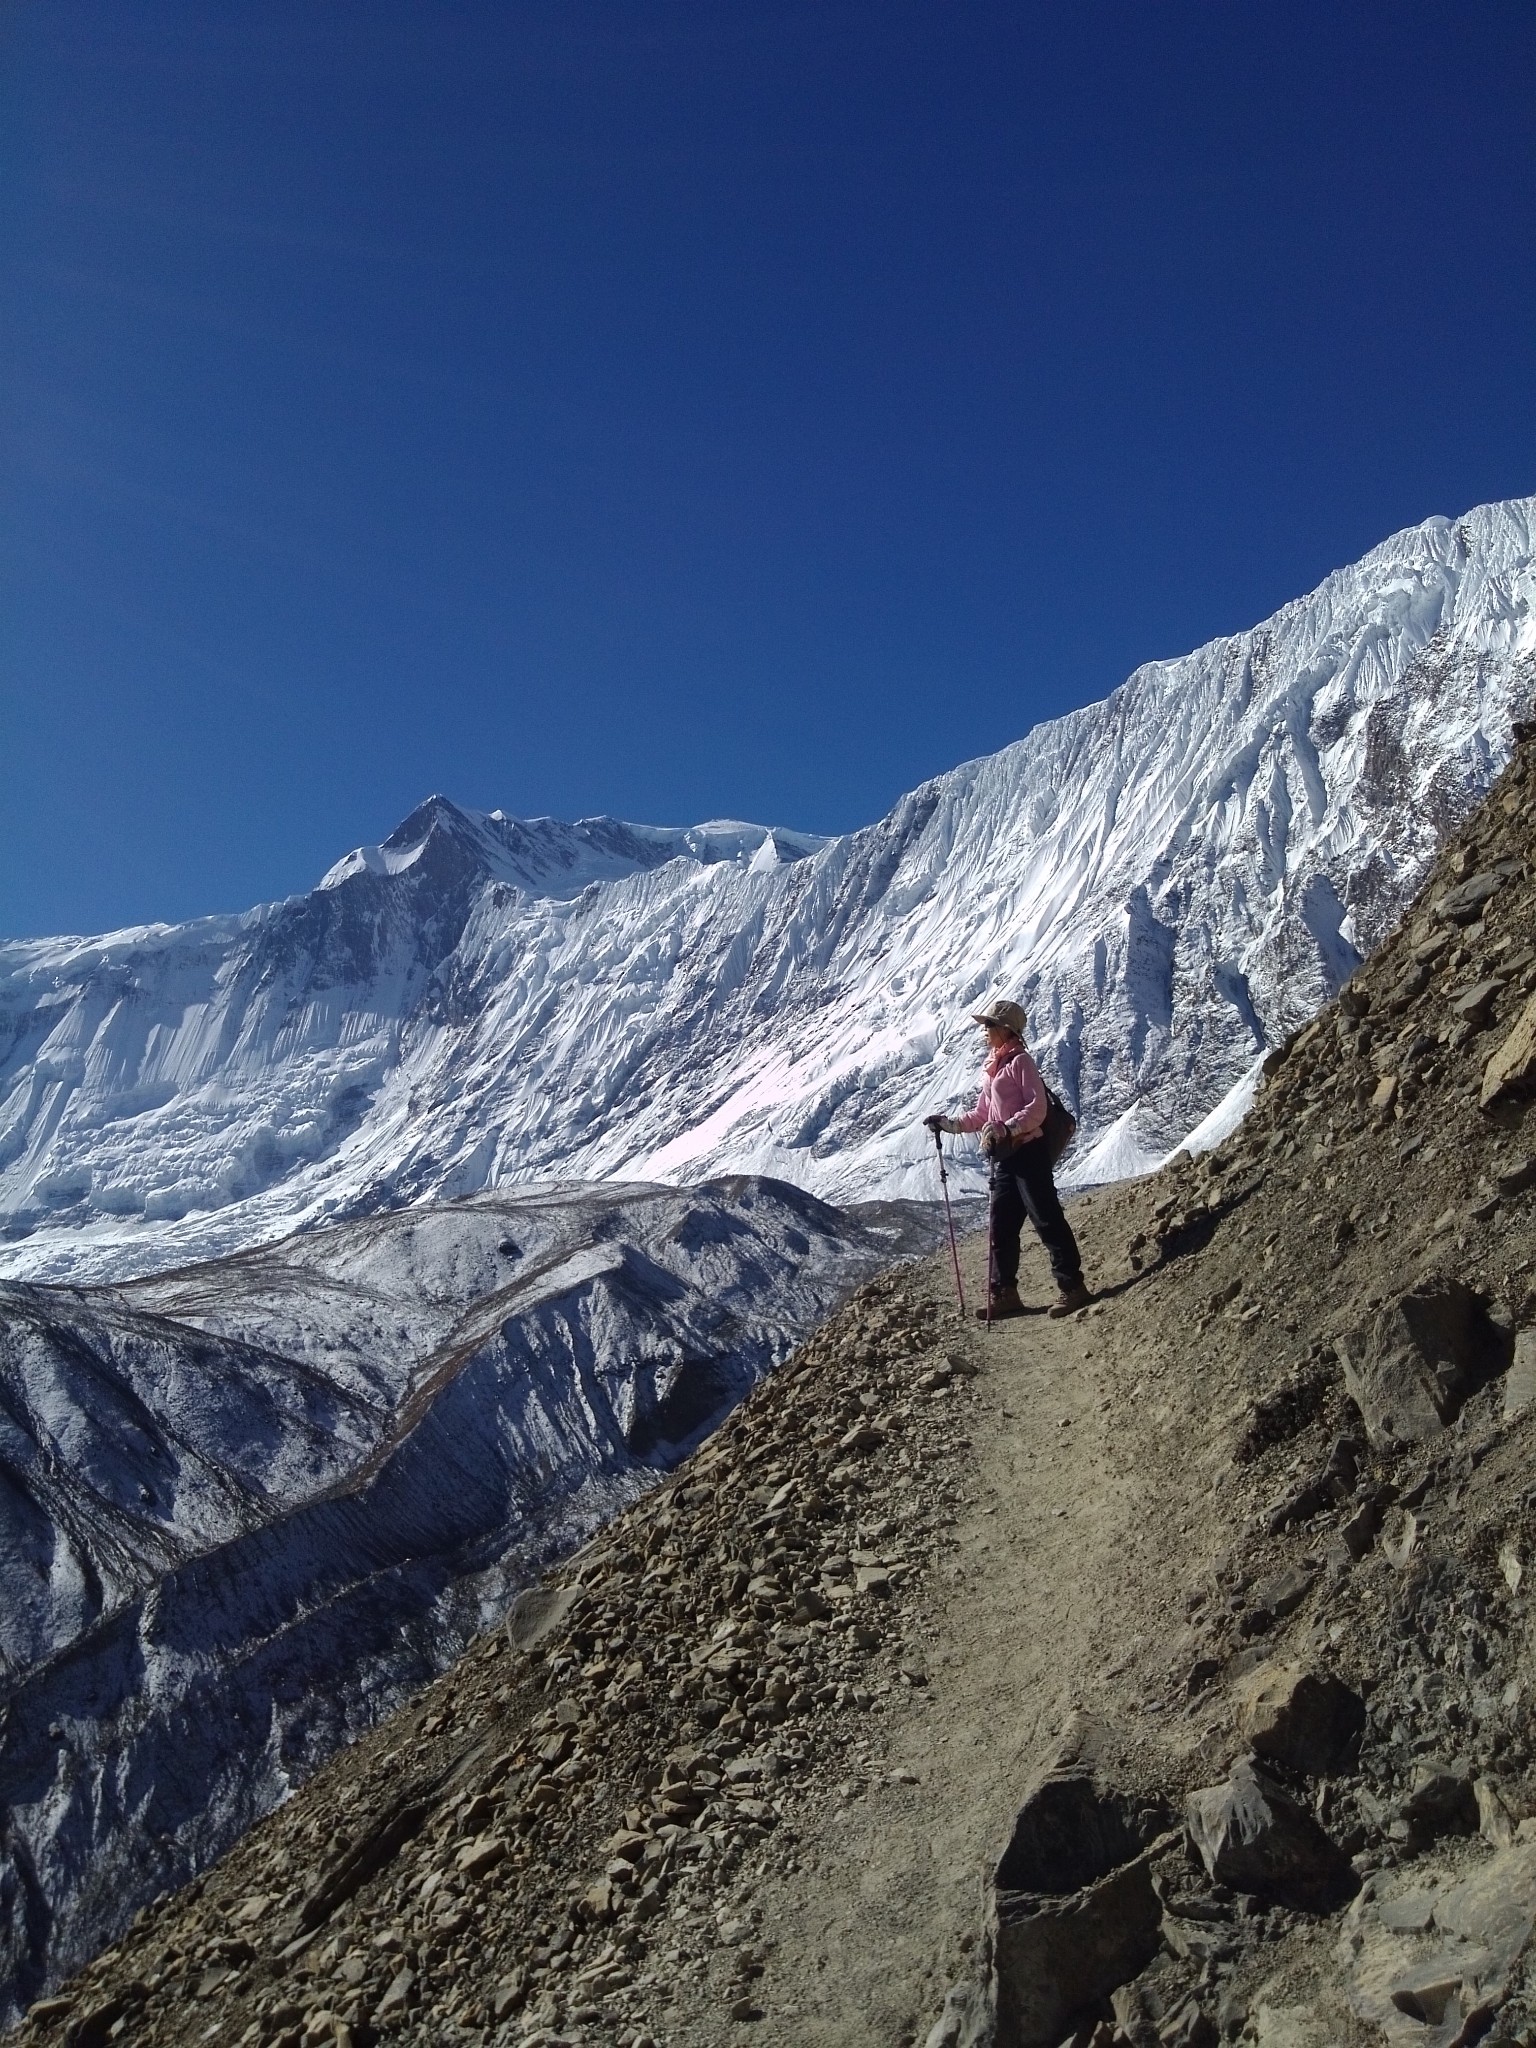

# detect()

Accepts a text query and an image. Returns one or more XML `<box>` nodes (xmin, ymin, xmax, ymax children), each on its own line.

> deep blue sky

<box><xmin>3</xmin><ymin>2</ymin><xmax>1533</xmax><ymax>938</ymax></box>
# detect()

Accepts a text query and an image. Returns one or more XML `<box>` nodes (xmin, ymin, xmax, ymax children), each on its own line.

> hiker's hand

<box><xmin>925</xmin><ymin>1114</ymin><xmax>960</xmax><ymax>1134</ymax></box>
<box><xmin>980</xmin><ymin>1122</ymin><xmax>1012</xmax><ymax>1157</ymax></box>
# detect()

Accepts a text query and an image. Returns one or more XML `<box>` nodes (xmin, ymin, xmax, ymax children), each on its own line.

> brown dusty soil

<box><xmin>653</xmin><ymin>1227</ymin><xmax>1216</xmax><ymax>2047</ymax></box>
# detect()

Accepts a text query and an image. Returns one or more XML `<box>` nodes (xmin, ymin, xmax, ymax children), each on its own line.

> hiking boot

<box><xmin>1047</xmin><ymin>1283</ymin><xmax>1092</xmax><ymax>1318</ymax></box>
<box><xmin>976</xmin><ymin>1284</ymin><xmax>1025</xmax><ymax>1321</ymax></box>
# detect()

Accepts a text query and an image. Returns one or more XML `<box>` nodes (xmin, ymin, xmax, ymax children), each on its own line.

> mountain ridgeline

<box><xmin>3</xmin><ymin>498</ymin><xmax>1534</xmax><ymax>1286</ymax></box>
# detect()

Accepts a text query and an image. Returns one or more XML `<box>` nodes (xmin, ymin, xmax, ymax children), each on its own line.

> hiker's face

<box><xmin>983</xmin><ymin>1023</ymin><xmax>1009</xmax><ymax>1050</ymax></box>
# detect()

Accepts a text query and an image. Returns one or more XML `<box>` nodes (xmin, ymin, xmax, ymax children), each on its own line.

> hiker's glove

<box><xmin>924</xmin><ymin>1114</ymin><xmax>961</xmax><ymax>1134</ymax></box>
<box><xmin>980</xmin><ymin>1122</ymin><xmax>1014</xmax><ymax>1157</ymax></box>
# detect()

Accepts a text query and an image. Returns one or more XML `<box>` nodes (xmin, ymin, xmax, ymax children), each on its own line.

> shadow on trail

<box><xmin>1072</xmin><ymin>1174</ymin><xmax>1267</xmax><ymax>1309</ymax></box>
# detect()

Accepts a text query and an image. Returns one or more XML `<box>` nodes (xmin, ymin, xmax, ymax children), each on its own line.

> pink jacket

<box><xmin>957</xmin><ymin>1043</ymin><xmax>1048</xmax><ymax>1140</ymax></box>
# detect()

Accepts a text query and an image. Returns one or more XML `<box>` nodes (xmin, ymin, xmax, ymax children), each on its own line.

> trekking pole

<box><xmin>932</xmin><ymin>1127</ymin><xmax>967</xmax><ymax>1322</ymax></box>
<box><xmin>985</xmin><ymin>1170</ymin><xmax>996</xmax><ymax>1330</ymax></box>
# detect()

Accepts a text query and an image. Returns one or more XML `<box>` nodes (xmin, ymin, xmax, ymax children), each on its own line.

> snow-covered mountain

<box><xmin>4</xmin><ymin>497</ymin><xmax>1535</xmax><ymax>1284</ymax></box>
<box><xmin>0</xmin><ymin>1176</ymin><xmax>933</xmax><ymax>2019</ymax></box>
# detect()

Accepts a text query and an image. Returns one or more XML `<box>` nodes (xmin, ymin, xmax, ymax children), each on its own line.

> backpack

<box><xmin>1042</xmin><ymin>1087</ymin><xmax>1077</xmax><ymax>1167</ymax></box>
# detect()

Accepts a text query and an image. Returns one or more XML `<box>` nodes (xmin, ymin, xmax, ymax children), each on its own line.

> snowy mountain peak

<box><xmin>319</xmin><ymin>793</ymin><xmax>482</xmax><ymax>888</ymax></box>
<box><xmin>319</xmin><ymin>796</ymin><xmax>826</xmax><ymax>901</ymax></box>
<box><xmin>3</xmin><ymin>495</ymin><xmax>1535</xmax><ymax>1283</ymax></box>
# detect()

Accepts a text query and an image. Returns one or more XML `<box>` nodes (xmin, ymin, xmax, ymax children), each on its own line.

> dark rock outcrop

<box><xmin>1233</xmin><ymin>1662</ymin><xmax>1367</xmax><ymax>1778</ymax></box>
<box><xmin>1337</xmin><ymin>1281</ymin><xmax>1499</xmax><ymax>1448</ymax></box>
<box><xmin>1185</xmin><ymin>1757</ymin><xmax>1358</xmax><ymax>1913</ymax></box>
<box><xmin>986</xmin><ymin>1723</ymin><xmax>1171</xmax><ymax>2048</ymax></box>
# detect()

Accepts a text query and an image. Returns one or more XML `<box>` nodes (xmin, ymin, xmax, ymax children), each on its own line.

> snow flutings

<box><xmin>5</xmin><ymin>498</ymin><xmax>1536</xmax><ymax>1284</ymax></box>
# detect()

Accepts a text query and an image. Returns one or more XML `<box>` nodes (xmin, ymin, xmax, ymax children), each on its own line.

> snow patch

<box><xmin>1164</xmin><ymin>1055</ymin><xmax>1268</xmax><ymax>1162</ymax></box>
<box><xmin>1061</xmin><ymin>1102</ymin><xmax>1165</xmax><ymax>1186</ymax></box>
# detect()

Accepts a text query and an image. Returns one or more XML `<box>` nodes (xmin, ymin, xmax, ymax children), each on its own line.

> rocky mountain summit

<box><xmin>18</xmin><ymin>729</ymin><xmax>1536</xmax><ymax>2043</ymax></box>
<box><xmin>4</xmin><ymin>498</ymin><xmax>1535</xmax><ymax>1285</ymax></box>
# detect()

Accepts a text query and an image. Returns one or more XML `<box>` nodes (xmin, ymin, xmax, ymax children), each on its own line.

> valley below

<box><xmin>0</xmin><ymin>1179</ymin><xmax>940</xmax><ymax>2022</ymax></box>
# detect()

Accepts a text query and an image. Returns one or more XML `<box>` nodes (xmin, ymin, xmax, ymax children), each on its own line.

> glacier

<box><xmin>1</xmin><ymin>495</ymin><xmax>1535</xmax><ymax>1286</ymax></box>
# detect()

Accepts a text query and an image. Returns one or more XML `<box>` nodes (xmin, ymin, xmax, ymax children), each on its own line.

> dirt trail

<box><xmin>702</xmin><ymin>1247</ymin><xmax>1138</xmax><ymax>2043</ymax></box>
<box><xmin>656</xmin><ymin>1213</ymin><xmax>1226</xmax><ymax>2047</ymax></box>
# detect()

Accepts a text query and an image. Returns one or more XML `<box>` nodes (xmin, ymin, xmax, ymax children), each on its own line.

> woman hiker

<box><xmin>924</xmin><ymin>998</ymin><xmax>1091</xmax><ymax>1319</ymax></box>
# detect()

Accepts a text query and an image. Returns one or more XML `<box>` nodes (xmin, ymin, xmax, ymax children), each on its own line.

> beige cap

<box><xmin>972</xmin><ymin>998</ymin><xmax>1027</xmax><ymax>1035</ymax></box>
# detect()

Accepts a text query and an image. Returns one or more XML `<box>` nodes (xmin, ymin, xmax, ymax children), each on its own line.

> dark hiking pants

<box><xmin>989</xmin><ymin>1136</ymin><xmax>1083</xmax><ymax>1294</ymax></box>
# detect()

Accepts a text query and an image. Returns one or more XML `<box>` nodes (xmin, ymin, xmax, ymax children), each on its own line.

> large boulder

<box><xmin>1337</xmin><ymin>1282</ymin><xmax>1492</xmax><ymax>1448</ymax></box>
<box><xmin>1233</xmin><ymin>1663</ymin><xmax>1366</xmax><ymax>1778</ymax></box>
<box><xmin>1397</xmin><ymin>1763</ymin><xmax>1479</xmax><ymax>1848</ymax></box>
<box><xmin>1435</xmin><ymin>871</ymin><xmax>1506</xmax><ymax>926</ymax></box>
<box><xmin>986</xmin><ymin>1720</ymin><xmax>1171</xmax><ymax>2048</ymax></box>
<box><xmin>1185</xmin><ymin>1757</ymin><xmax>1357</xmax><ymax>1913</ymax></box>
<box><xmin>1482</xmin><ymin>991</ymin><xmax>1536</xmax><ymax>1108</ymax></box>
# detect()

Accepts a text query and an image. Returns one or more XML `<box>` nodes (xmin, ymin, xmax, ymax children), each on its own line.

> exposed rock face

<box><xmin>1185</xmin><ymin>1758</ymin><xmax>1358</xmax><ymax>1913</ymax></box>
<box><xmin>986</xmin><ymin>1725</ymin><xmax>1170</xmax><ymax>2047</ymax></box>
<box><xmin>5</xmin><ymin>499</ymin><xmax>1536</xmax><ymax>1286</ymax></box>
<box><xmin>1344</xmin><ymin>1839</ymin><xmax>1536</xmax><ymax>2048</ymax></box>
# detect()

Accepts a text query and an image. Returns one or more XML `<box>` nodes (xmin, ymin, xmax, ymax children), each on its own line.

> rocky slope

<box><xmin>20</xmin><ymin>720</ymin><xmax>1536</xmax><ymax>2048</ymax></box>
<box><xmin>0</xmin><ymin>1178</ymin><xmax>939</xmax><ymax>2025</ymax></box>
<box><xmin>5</xmin><ymin>498</ymin><xmax>1536</xmax><ymax>1286</ymax></box>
